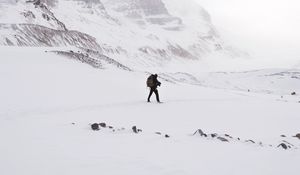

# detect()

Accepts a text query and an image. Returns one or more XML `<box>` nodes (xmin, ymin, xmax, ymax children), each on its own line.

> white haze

<box><xmin>196</xmin><ymin>0</ymin><xmax>300</xmax><ymax>69</ymax></box>
<box><xmin>1</xmin><ymin>0</ymin><xmax>299</xmax><ymax>69</ymax></box>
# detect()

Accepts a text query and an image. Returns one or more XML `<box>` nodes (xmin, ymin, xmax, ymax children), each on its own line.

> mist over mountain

<box><xmin>1</xmin><ymin>2</ymin><xmax>300</xmax><ymax>175</ymax></box>
<box><xmin>197</xmin><ymin>0</ymin><xmax>300</xmax><ymax>69</ymax></box>
<box><xmin>0</xmin><ymin>0</ymin><xmax>248</xmax><ymax>71</ymax></box>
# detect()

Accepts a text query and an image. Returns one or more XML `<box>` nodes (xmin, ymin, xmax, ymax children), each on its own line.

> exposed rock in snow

<box><xmin>0</xmin><ymin>0</ymin><xmax>247</xmax><ymax>70</ymax></box>
<box><xmin>0</xmin><ymin>24</ymin><xmax>100</xmax><ymax>48</ymax></box>
<box><xmin>51</xmin><ymin>49</ymin><xmax>131</xmax><ymax>70</ymax></box>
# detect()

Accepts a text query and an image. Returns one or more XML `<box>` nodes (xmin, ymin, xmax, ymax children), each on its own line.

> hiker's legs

<box><xmin>154</xmin><ymin>89</ymin><xmax>160</xmax><ymax>102</ymax></box>
<box><xmin>148</xmin><ymin>88</ymin><xmax>154</xmax><ymax>102</ymax></box>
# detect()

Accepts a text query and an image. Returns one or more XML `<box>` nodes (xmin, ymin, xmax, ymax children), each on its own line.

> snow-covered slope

<box><xmin>1</xmin><ymin>47</ymin><xmax>300</xmax><ymax>175</ymax></box>
<box><xmin>0</xmin><ymin>1</ymin><xmax>299</xmax><ymax>174</ymax></box>
<box><xmin>0</xmin><ymin>23</ymin><xmax>99</xmax><ymax>48</ymax></box>
<box><xmin>197</xmin><ymin>69</ymin><xmax>300</xmax><ymax>96</ymax></box>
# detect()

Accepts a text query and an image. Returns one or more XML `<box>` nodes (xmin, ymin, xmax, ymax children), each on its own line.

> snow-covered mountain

<box><xmin>1</xmin><ymin>1</ymin><xmax>300</xmax><ymax>175</ymax></box>
<box><xmin>0</xmin><ymin>0</ymin><xmax>245</xmax><ymax>70</ymax></box>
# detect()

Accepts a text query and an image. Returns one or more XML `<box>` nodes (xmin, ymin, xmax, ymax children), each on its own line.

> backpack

<box><xmin>146</xmin><ymin>75</ymin><xmax>155</xmax><ymax>87</ymax></box>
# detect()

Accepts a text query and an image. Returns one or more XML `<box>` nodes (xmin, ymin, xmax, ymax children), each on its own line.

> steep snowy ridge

<box><xmin>0</xmin><ymin>0</ymin><xmax>66</xmax><ymax>30</ymax></box>
<box><xmin>102</xmin><ymin>0</ymin><xmax>182</xmax><ymax>26</ymax></box>
<box><xmin>0</xmin><ymin>23</ymin><xmax>100</xmax><ymax>48</ymax></box>
<box><xmin>51</xmin><ymin>48</ymin><xmax>132</xmax><ymax>71</ymax></box>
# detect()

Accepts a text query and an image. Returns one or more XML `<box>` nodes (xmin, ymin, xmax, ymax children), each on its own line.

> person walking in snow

<box><xmin>146</xmin><ymin>74</ymin><xmax>161</xmax><ymax>103</ymax></box>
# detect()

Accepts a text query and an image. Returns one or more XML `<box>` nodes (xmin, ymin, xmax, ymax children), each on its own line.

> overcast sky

<box><xmin>196</xmin><ymin>0</ymin><xmax>300</xmax><ymax>67</ymax></box>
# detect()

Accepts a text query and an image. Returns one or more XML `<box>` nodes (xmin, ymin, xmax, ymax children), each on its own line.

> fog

<box><xmin>1</xmin><ymin>0</ymin><xmax>299</xmax><ymax>68</ymax></box>
<box><xmin>196</xmin><ymin>0</ymin><xmax>300</xmax><ymax>68</ymax></box>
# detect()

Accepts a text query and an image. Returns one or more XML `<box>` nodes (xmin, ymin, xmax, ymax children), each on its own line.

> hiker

<box><xmin>146</xmin><ymin>74</ymin><xmax>161</xmax><ymax>103</ymax></box>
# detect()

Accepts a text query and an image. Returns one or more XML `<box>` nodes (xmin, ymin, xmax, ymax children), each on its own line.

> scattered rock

<box><xmin>245</xmin><ymin>140</ymin><xmax>255</xmax><ymax>144</ymax></box>
<box><xmin>132</xmin><ymin>126</ymin><xmax>138</xmax><ymax>133</ymax></box>
<box><xmin>108</xmin><ymin>126</ymin><xmax>113</xmax><ymax>129</ymax></box>
<box><xmin>99</xmin><ymin>123</ymin><xmax>106</xmax><ymax>128</ymax></box>
<box><xmin>193</xmin><ymin>129</ymin><xmax>206</xmax><ymax>136</ymax></box>
<box><xmin>132</xmin><ymin>126</ymin><xmax>142</xmax><ymax>133</ymax></box>
<box><xmin>91</xmin><ymin>123</ymin><xmax>99</xmax><ymax>131</ymax></box>
<box><xmin>280</xmin><ymin>135</ymin><xmax>286</xmax><ymax>137</ymax></box>
<box><xmin>282</xmin><ymin>140</ymin><xmax>294</xmax><ymax>147</ymax></box>
<box><xmin>277</xmin><ymin>143</ymin><xmax>288</xmax><ymax>150</ymax></box>
<box><xmin>291</xmin><ymin>92</ymin><xmax>296</xmax><ymax>95</ymax></box>
<box><xmin>294</xmin><ymin>133</ymin><xmax>300</xmax><ymax>140</ymax></box>
<box><xmin>155</xmin><ymin>132</ymin><xmax>162</xmax><ymax>135</ymax></box>
<box><xmin>71</xmin><ymin>123</ymin><xmax>75</xmax><ymax>125</ymax></box>
<box><xmin>211</xmin><ymin>133</ymin><xmax>217</xmax><ymax>138</ymax></box>
<box><xmin>225</xmin><ymin>134</ymin><xmax>233</xmax><ymax>138</ymax></box>
<box><xmin>165</xmin><ymin>134</ymin><xmax>170</xmax><ymax>138</ymax></box>
<box><xmin>237</xmin><ymin>138</ymin><xmax>241</xmax><ymax>141</ymax></box>
<box><xmin>217</xmin><ymin>137</ymin><xmax>229</xmax><ymax>142</ymax></box>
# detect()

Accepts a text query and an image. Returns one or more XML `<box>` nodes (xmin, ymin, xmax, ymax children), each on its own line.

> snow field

<box><xmin>0</xmin><ymin>47</ymin><xmax>300</xmax><ymax>175</ymax></box>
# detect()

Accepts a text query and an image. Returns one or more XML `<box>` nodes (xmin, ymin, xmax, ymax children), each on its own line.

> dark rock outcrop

<box><xmin>91</xmin><ymin>123</ymin><xmax>100</xmax><ymax>130</ymax></box>
<box><xmin>217</xmin><ymin>137</ymin><xmax>229</xmax><ymax>142</ymax></box>
<box><xmin>0</xmin><ymin>24</ymin><xmax>100</xmax><ymax>49</ymax></box>
<box><xmin>245</xmin><ymin>140</ymin><xmax>255</xmax><ymax>144</ymax></box>
<box><xmin>294</xmin><ymin>133</ymin><xmax>300</xmax><ymax>140</ymax></box>
<box><xmin>193</xmin><ymin>129</ymin><xmax>206</xmax><ymax>137</ymax></box>
<box><xmin>99</xmin><ymin>123</ymin><xmax>107</xmax><ymax>128</ymax></box>
<box><xmin>277</xmin><ymin>143</ymin><xmax>288</xmax><ymax>150</ymax></box>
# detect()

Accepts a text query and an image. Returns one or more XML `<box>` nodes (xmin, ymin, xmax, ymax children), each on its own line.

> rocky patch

<box><xmin>88</xmin><ymin>123</ymin><xmax>299</xmax><ymax>150</ymax></box>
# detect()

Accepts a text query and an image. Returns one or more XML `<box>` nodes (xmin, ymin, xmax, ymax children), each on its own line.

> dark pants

<box><xmin>148</xmin><ymin>87</ymin><xmax>160</xmax><ymax>102</ymax></box>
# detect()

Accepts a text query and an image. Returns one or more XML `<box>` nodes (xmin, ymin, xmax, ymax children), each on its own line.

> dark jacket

<box><xmin>151</xmin><ymin>74</ymin><xmax>161</xmax><ymax>88</ymax></box>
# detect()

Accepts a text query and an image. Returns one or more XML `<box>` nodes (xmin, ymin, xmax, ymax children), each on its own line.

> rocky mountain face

<box><xmin>0</xmin><ymin>23</ymin><xmax>99</xmax><ymax>48</ymax></box>
<box><xmin>0</xmin><ymin>0</ymin><xmax>245</xmax><ymax>70</ymax></box>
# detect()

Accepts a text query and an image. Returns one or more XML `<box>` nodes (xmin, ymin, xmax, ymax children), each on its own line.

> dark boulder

<box><xmin>99</xmin><ymin>123</ymin><xmax>106</xmax><ymax>128</ymax></box>
<box><xmin>132</xmin><ymin>126</ymin><xmax>138</xmax><ymax>133</ymax></box>
<box><xmin>277</xmin><ymin>143</ymin><xmax>288</xmax><ymax>150</ymax></box>
<box><xmin>211</xmin><ymin>133</ymin><xmax>217</xmax><ymax>138</ymax></box>
<box><xmin>225</xmin><ymin>134</ymin><xmax>233</xmax><ymax>138</ymax></box>
<box><xmin>245</xmin><ymin>140</ymin><xmax>255</xmax><ymax>144</ymax></box>
<box><xmin>294</xmin><ymin>133</ymin><xmax>300</xmax><ymax>140</ymax></box>
<box><xmin>193</xmin><ymin>129</ymin><xmax>206</xmax><ymax>137</ymax></box>
<box><xmin>291</xmin><ymin>92</ymin><xmax>296</xmax><ymax>95</ymax></box>
<box><xmin>91</xmin><ymin>123</ymin><xmax>99</xmax><ymax>131</ymax></box>
<box><xmin>217</xmin><ymin>137</ymin><xmax>229</xmax><ymax>142</ymax></box>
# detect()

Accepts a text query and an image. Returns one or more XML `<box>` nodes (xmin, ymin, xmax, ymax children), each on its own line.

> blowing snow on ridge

<box><xmin>0</xmin><ymin>0</ymin><xmax>300</xmax><ymax>175</ymax></box>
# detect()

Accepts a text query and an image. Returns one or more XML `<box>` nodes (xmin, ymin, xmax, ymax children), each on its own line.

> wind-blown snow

<box><xmin>0</xmin><ymin>1</ymin><xmax>300</xmax><ymax>174</ymax></box>
<box><xmin>0</xmin><ymin>47</ymin><xmax>300</xmax><ymax>175</ymax></box>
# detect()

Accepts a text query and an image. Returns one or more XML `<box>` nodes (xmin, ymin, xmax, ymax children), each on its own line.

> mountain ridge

<box><xmin>0</xmin><ymin>0</ymin><xmax>247</xmax><ymax>70</ymax></box>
